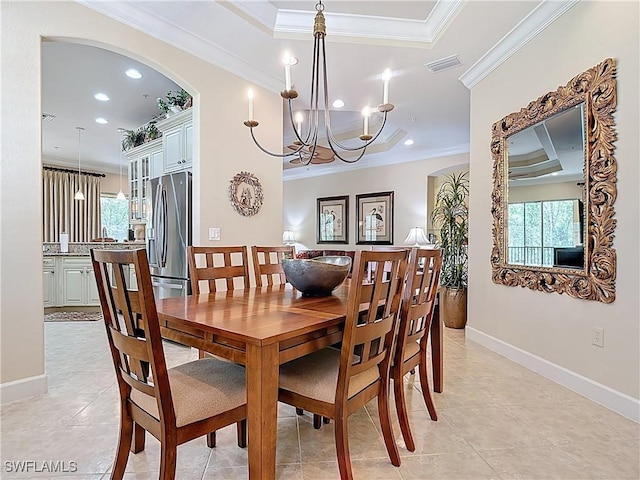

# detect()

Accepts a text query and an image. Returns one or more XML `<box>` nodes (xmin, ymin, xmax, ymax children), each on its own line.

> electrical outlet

<box><xmin>592</xmin><ymin>327</ymin><xmax>604</xmax><ymax>347</ymax></box>
<box><xmin>208</xmin><ymin>227</ymin><xmax>221</xmax><ymax>241</ymax></box>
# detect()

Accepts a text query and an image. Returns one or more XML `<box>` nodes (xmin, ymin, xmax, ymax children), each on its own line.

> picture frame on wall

<box><xmin>356</xmin><ymin>191</ymin><xmax>394</xmax><ymax>245</ymax></box>
<box><xmin>317</xmin><ymin>196</ymin><xmax>349</xmax><ymax>244</ymax></box>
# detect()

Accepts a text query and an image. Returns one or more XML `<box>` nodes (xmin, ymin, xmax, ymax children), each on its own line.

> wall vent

<box><xmin>425</xmin><ymin>54</ymin><xmax>461</xmax><ymax>73</ymax></box>
<box><xmin>42</xmin><ymin>113</ymin><xmax>57</xmax><ymax>121</ymax></box>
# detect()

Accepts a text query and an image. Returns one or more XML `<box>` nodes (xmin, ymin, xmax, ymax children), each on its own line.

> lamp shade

<box><xmin>282</xmin><ymin>230</ymin><xmax>296</xmax><ymax>245</ymax></box>
<box><xmin>404</xmin><ymin>227</ymin><xmax>428</xmax><ymax>246</ymax></box>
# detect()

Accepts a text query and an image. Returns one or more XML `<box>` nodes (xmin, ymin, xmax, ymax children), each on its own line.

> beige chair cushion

<box><xmin>279</xmin><ymin>348</ymin><xmax>380</xmax><ymax>404</ymax></box>
<box><xmin>403</xmin><ymin>341</ymin><xmax>420</xmax><ymax>362</ymax></box>
<box><xmin>131</xmin><ymin>358</ymin><xmax>246</xmax><ymax>427</ymax></box>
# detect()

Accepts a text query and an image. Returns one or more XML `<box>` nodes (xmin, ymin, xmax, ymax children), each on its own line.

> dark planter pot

<box><xmin>441</xmin><ymin>287</ymin><xmax>467</xmax><ymax>329</ymax></box>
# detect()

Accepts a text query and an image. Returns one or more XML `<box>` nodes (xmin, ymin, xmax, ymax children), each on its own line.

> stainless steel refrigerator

<box><xmin>147</xmin><ymin>171</ymin><xmax>192</xmax><ymax>299</ymax></box>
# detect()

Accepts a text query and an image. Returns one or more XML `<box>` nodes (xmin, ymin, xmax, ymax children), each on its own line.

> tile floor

<box><xmin>1</xmin><ymin>321</ymin><xmax>638</xmax><ymax>479</ymax></box>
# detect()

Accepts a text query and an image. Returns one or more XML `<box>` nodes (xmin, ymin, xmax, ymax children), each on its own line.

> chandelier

<box><xmin>244</xmin><ymin>0</ymin><xmax>394</xmax><ymax>165</ymax></box>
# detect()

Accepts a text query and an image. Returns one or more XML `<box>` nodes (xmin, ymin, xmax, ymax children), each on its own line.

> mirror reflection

<box><xmin>506</xmin><ymin>105</ymin><xmax>585</xmax><ymax>269</ymax></box>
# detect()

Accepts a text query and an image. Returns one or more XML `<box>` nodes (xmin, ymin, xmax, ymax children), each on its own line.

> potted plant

<box><xmin>431</xmin><ymin>171</ymin><xmax>469</xmax><ymax>328</ymax></box>
<box><xmin>156</xmin><ymin>88</ymin><xmax>192</xmax><ymax>116</ymax></box>
<box><xmin>121</xmin><ymin>127</ymin><xmax>146</xmax><ymax>151</ymax></box>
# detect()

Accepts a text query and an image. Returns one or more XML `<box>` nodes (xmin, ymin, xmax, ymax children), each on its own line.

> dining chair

<box><xmin>391</xmin><ymin>247</ymin><xmax>442</xmax><ymax>452</ymax></box>
<box><xmin>278</xmin><ymin>249</ymin><xmax>409</xmax><ymax>480</ymax></box>
<box><xmin>91</xmin><ymin>248</ymin><xmax>247</xmax><ymax>480</ymax></box>
<box><xmin>187</xmin><ymin>245</ymin><xmax>250</xmax><ymax>294</ymax></box>
<box><xmin>251</xmin><ymin>245</ymin><xmax>295</xmax><ymax>287</ymax></box>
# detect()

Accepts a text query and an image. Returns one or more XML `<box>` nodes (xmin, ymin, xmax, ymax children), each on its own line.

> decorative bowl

<box><xmin>282</xmin><ymin>256</ymin><xmax>352</xmax><ymax>297</ymax></box>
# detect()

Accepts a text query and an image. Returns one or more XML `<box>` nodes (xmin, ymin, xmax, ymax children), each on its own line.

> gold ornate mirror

<box><xmin>490</xmin><ymin>58</ymin><xmax>617</xmax><ymax>303</ymax></box>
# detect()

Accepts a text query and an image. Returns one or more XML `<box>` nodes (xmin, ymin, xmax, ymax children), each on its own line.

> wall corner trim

<box><xmin>0</xmin><ymin>374</ymin><xmax>48</xmax><ymax>405</ymax></box>
<box><xmin>458</xmin><ymin>0</ymin><xmax>580</xmax><ymax>90</ymax></box>
<box><xmin>466</xmin><ymin>327</ymin><xmax>640</xmax><ymax>423</ymax></box>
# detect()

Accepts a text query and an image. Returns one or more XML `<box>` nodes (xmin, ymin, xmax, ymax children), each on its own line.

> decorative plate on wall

<box><xmin>228</xmin><ymin>171</ymin><xmax>263</xmax><ymax>217</ymax></box>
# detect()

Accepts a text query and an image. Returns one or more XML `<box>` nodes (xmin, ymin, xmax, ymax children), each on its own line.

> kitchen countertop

<box><xmin>43</xmin><ymin>241</ymin><xmax>146</xmax><ymax>256</ymax></box>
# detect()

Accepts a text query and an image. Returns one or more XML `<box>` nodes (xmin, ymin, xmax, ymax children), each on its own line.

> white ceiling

<box><xmin>42</xmin><ymin>0</ymin><xmax>578</xmax><ymax>178</ymax></box>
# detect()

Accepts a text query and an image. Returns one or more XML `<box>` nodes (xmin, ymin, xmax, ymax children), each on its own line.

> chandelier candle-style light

<box><xmin>244</xmin><ymin>0</ymin><xmax>394</xmax><ymax>165</ymax></box>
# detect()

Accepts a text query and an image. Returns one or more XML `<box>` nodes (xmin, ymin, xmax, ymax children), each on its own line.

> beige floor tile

<box><xmin>397</xmin><ymin>451</ymin><xmax>501</xmax><ymax>479</ymax></box>
<box><xmin>559</xmin><ymin>438</ymin><xmax>640</xmax><ymax>479</ymax></box>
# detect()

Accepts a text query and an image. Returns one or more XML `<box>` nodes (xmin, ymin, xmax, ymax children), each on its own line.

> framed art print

<box><xmin>317</xmin><ymin>196</ymin><xmax>349</xmax><ymax>244</ymax></box>
<box><xmin>356</xmin><ymin>191</ymin><xmax>394</xmax><ymax>245</ymax></box>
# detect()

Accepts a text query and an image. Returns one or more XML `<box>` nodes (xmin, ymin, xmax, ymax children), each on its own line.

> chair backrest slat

<box><xmin>91</xmin><ymin>248</ymin><xmax>176</xmax><ymax>426</ymax></box>
<box><xmin>337</xmin><ymin>249</ymin><xmax>408</xmax><ymax>402</ymax></box>
<box><xmin>251</xmin><ymin>245</ymin><xmax>295</xmax><ymax>287</ymax></box>
<box><xmin>396</xmin><ymin>248</ymin><xmax>443</xmax><ymax>365</ymax></box>
<box><xmin>188</xmin><ymin>246</ymin><xmax>250</xmax><ymax>293</ymax></box>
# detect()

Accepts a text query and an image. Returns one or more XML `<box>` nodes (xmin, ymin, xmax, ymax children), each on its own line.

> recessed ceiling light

<box><xmin>125</xmin><ymin>68</ymin><xmax>142</xmax><ymax>79</ymax></box>
<box><xmin>551</xmin><ymin>172</ymin><xmax>559</xmax><ymax>176</ymax></box>
<box><xmin>404</xmin><ymin>139</ymin><xmax>414</xmax><ymax>146</ymax></box>
<box><xmin>94</xmin><ymin>92</ymin><xmax>110</xmax><ymax>102</ymax></box>
<box><xmin>95</xmin><ymin>117</ymin><xmax>108</xmax><ymax>124</ymax></box>
<box><xmin>332</xmin><ymin>99</ymin><xmax>344</xmax><ymax>108</ymax></box>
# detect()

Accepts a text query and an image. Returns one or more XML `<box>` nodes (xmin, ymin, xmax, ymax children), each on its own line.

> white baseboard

<box><xmin>0</xmin><ymin>374</ymin><xmax>48</xmax><ymax>404</ymax></box>
<box><xmin>466</xmin><ymin>327</ymin><xmax>640</xmax><ymax>423</ymax></box>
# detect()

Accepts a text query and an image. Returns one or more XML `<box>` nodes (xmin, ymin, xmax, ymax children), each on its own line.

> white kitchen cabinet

<box><xmin>125</xmin><ymin>138</ymin><xmax>162</xmax><ymax>221</ymax></box>
<box><xmin>157</xmin><ymin>108</ymin><xmax>192</xmax><ymax>173</ymax></box>
<box><xmin>43</xmin><ymin>257</ymin><xmax>57</xmax><ymax>307</ymax></box>
<box><xmin>60</xmin><ymin>257</ymin><xmax>100</xmax><ymax>307</ymax></box>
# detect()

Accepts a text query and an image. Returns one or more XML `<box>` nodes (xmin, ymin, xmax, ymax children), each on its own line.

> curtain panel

<box><xmin>43</xmin><ymin>169</ymin><xmax>101</xmax><ymax>242</ymax></box>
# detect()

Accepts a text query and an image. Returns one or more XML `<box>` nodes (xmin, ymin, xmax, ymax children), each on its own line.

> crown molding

<box><xmin>283</xmin><ymin>143</ymin><xmax>470</xmax><ymax>181</ymax></box>
<box><xmin>459</xmin><ymin>0</ymin><xmax>579</xmax><ymax>89</ymax></box>
<box><xmin>78</xmin><ymin>0</ymin><xmax>283</xmax><ymax>94</ymax></box>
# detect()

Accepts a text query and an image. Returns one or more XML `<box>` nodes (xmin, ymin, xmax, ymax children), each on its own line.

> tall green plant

<box><xmin>431</xmin><ymin>172</ymin><xmax>469</xmax><ymax>288</ymax></box>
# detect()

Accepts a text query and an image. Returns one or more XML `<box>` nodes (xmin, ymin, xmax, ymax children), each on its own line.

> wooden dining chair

<box><xmin>250</xmin><ymin>245</ymin><xmax>295</xmax><ymax>287</ymax></box>
<box><xmin>391</xmin><ymin>247</ymin><xmax>442</xmax><ymax>452</ymax></box>
<box><xmin>91</xmin><ymin>248</ymin><xmax>247</xmax><ymax>480</ymax></box>
<box><xmin>278</xmin><ymin>249</ymin><xmax>409</xmax><ymax>480</ymax></box>
<box><xmin>187</xmin><ymin>245</ymin><xmax>250</xmax><ymax>294</ymax></box>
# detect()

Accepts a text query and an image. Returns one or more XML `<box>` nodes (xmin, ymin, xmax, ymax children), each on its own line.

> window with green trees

<box><xmin>508</xmin><ymin>199</ymin><xmax>580</xmax><ymax>266</ymax></box>
<box><xmin>101</xmin><ymin>195</ymin><xmax>129</xmax><ymax>241</ymax></box>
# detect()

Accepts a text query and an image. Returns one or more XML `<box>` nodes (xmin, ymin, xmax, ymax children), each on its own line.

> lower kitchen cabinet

<box><xmin>44</xmin><ymin>256</ymin><xmax>100</xmax><ymax>307</ymax></box>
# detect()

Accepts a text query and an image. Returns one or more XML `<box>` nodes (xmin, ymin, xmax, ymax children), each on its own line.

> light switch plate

<box><xmin>208</xmin><ymin>227</ymin><xmax>221</xmax><ymax>241</ymax></box>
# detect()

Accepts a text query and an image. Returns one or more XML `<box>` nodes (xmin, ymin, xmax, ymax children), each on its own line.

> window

<box><xmin>507</xmin><ymin>199</ymin><xmax>581</xmax><ymax>267</ymax></box>
<box><xmin>101</xmin><ymin>194</ymin><xmax>129</xmax><ymax>241</ymax></box>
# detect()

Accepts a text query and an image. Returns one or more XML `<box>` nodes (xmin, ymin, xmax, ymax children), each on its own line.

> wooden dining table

<box><xmin>156</xmin><ymin>282</ymin><xmax>443</xmax><ymax>480</ymax></box>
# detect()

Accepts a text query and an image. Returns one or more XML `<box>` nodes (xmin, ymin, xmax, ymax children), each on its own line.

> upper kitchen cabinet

<box><xmin>157</xmin><ymin>108</ymin><xmax>193</xmax><ymax>173</ymax></box>
<box><xmin>125</xmin><ymin>138</ymin><xmax>162</xmax><ymax>221</ymax></box>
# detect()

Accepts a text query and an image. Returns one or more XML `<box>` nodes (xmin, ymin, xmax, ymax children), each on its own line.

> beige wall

<box><xmin>468</xmin><ymin>0</ymin><xmax>639</xmax><ymax>402</ymax></box>
<box><xmin>283</xmin><ymin>154</ymin><xmax>468</xmax><ymax>251</ymax></box>
<box><xmin>0</xmin><ymin>2</ymin><xmax>282</xmax><ymax>390</ymax></box>
<box><xmin>508</xmin><ymin>180</ymin><xmax>582</xmax><ymax>204</ymax></box>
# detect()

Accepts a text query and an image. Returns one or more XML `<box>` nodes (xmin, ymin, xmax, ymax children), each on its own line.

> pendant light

<box><xmin>74</xmin><ymin>127</ymin><xmax>85</xmax><ymax>201</ymax></box>
<box><xmin>116</xmin><ymin>128</ymin><xmax>126</xmax><ymax>200</ymax></box>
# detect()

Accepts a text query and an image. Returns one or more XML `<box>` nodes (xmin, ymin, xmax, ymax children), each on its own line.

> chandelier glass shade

<box><xmin>244</xmin><ymin>0</ymin><xmax>394</xmax><ymax>165</ymax></box>
<box><xmin>74</xmin><ymin>127</ymin><xmax>85</xmax><ymax>201</ymax></box>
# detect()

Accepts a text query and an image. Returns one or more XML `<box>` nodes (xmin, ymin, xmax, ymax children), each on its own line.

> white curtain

<box><xmin>43</xmin><ymin>169</ymin><xmax>102</xmax><ymax>242</ymax></box>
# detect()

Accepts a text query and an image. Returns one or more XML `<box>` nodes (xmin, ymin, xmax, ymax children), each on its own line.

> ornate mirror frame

<box><xmin>490</xmin><ymin>58</ymin><xmax>617</xmax><ymax>303</ymax></box>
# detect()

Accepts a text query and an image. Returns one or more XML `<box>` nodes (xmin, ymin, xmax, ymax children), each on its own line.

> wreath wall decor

<box><xmin>228</xmin><ymin>171</ymin><xmax>264</xmax><ymax>217</ymax></box>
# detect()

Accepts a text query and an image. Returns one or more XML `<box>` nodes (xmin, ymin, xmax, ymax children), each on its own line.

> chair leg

<box><xmin>131</xmin><ymin>422</ymin><xmax>145</xmax><ymax>453</ymax></box>
<box><xmin>159</xmin><ymin>434</ymin><xmax>178</xmax><ymax>480</ymax></box>
<box><xmin>198</xmin><ymin>349</ymin><xmax>206</xmax><ymax>359</ymax></box>
<box><xmin>206</xmin><ymin>431</ymin><xmax>216</xmax><ymax>448</ymax></box>
<box><xmin>111</xmin><ymin>409</ymin><xmax>133</xmax><ymax>480</ymax></box>
<box><xmin>393</xmin><ymin>374</ymin><xmax>416</xmax><ymax>452</ymax></box>
<box><xmin>419</xmin><ymin>351</ymin><xmax>438</xmax><ymax>421</ymax></box>
<box><xmin>237</xmin><ymin>420</ymin><xmax>247</xmax><ymax>448</ymax></box>
<box><xmin>378</xmin><ymin>385</ymin><xmax>401</xmax><ymax>467</ymax></box>
<box><xmin>313</xmin><ymin>414</ymin><xmax>322</xmax><ymax>429</ymax></box>
<box><xmin>323</xmin><ymin>416</ymin><xmax>330</xmax><ymax>424</ymax></box>
<box><xmin>334</xmin><ymin>416</ymin><xmax>353</xmax><ymax>480</ymax></box>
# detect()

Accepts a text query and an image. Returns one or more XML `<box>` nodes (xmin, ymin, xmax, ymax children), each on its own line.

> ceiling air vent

<box><xmin>42</xmin><ymin>113</ymin><xmax>57</xmax><ymax>122</ymax></box>
<box><xmin>425</xmin><ymin>54</ymin><xmax>461</xmax><ymax>73</ymax></box>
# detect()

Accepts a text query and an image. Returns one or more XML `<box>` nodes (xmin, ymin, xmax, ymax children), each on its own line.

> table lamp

<box><xmin>282</xmin><ymin>230</ymin><xmax>296</xmax><ymax>245</ymax></box>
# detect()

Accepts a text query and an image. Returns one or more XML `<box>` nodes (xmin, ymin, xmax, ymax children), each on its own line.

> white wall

<box><xmin>468</xmin><ymin>0</ymin><xmax>639</xmax><ymax>415</ymax></box>
<box><xmin>283</xmin><ymin>154</ymin><xmax>468</xmax><ymax>251</ymax></box>
<box><xmin>0</xmin><ymin>1</ymin><xmax>282</xmax><ymax>398</ymax></box>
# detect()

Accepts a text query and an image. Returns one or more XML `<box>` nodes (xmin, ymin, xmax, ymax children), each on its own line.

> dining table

<box><xmin>156</xmin><ymin>281</ymin><xmax>443</xmax><ymax>480</ymax></box>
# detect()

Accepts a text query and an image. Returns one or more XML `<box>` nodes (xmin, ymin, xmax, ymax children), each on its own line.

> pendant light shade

<box><xmin>74</xmin><ymin>127</ymin><xmax>85</xmax><ymax>201</ymax></box>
